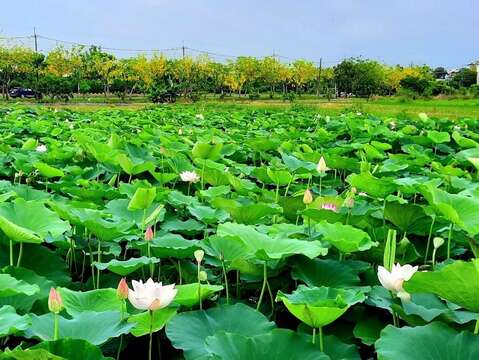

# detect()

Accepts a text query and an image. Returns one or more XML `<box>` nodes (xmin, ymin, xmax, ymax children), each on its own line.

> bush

<box><xmin>148</xmin><ymin>79</ymin><xmax>179</xmax><ymax>103</ymax></box>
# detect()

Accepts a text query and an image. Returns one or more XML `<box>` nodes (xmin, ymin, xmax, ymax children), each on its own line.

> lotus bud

<box><xmin>48</xmin><ymin>287</ymin><xmax>64</xmax><ymax>314</ymax></box>
<box><xmin>344</xmin><ymin>197</ymin><xmax>354</xmax><ymax>208</ymax></box>
<box><xmin>199</xmin><ymin>271</ymin><xmax>208</xmax><ymax>282</ymax></box>
<box><xmin>351</xmin><ymin>187</ymin><xmax>357</xmax><ymax>194</ymax></box>
<box><xmin>117</xmin><ymin>278</ymin><xmax>129</xmax><ymax>300</ymax></box>
<box><xmin>178</xmin><ymin>128</ymin><xmax>183</xmax><ymax>135</ymax></box>
<box><xmin>433</xmin><ymin>237</ymin><xmax>445</xmax><ymax>249</ymax></box>
<box><xmin>144</xmin><ymin>227</ymin><xmax>154</xmax><ymax>242</ymax></box>
<box><xmin>194</xmin><ymin>249</ymin><xmax>205</xmax><ymax>264</ymax></box>
<box><xmin>316</xmin><ymin>156</ymin><xmax>329</xmax><ymax>173</ymax></box>
<box><xmin>303</xmin><ymin>189</ymin><xmax>313</xmax><ymax>205</ymax></box>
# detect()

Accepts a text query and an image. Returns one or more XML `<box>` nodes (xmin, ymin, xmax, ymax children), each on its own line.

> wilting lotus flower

<box><xmin>128</xmin><ymin>278</ymin><xmax>177</xmax><ymax>311</ymax></box>
<box><xmin>48</xmin><ymin>287</ymin><xmax>64</xmax><ymax>314</ymax></box>
<box><xmin>144</xmin><ymin>226</ymin><xmax>154</xmax><ymax>241</ymax></box>
<box><xmin>194</xmin><ymin>249</ymin><xmax>204</xmax><ymax>264</ymax></box>
<box><xmin>303</xmin><ymin>189</ymin><xmax>313</xmax><ymax>205</ymax></box>
<box><xmin>321</xmin><ymin>203</ymin><xmax>337</xmax><ymax>212</ymax></box>
<box><xmin>36</xmin><ymin>144</ymin><xmax>47</xmax><ymax>153</ymax></box>
<box><xmin>316</xmin><ymin>156</ymin><xmax>329</xmax><ymax>173</ymax></box>
<box><xmin>180</xmin><ymin>170</ymin><xmax>200</xmax><ymax>183</ymax></box>
<box><xmin>117</xmin><ymin>278</ymin><xmax>129</xmax><ymax>300</ymax></box>
<box><xmin>377</xmin><ymin>263</ymin><xmax>418</xmax><ymax>301</ymax></box>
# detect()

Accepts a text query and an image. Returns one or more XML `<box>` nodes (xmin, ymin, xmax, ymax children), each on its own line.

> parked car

<box><xmin>8</xmin><ymin>87</ymin><xmax>42</xmax><ymax>99</ymax></box>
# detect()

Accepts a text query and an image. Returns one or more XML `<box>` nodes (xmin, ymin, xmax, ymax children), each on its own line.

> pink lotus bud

<box><xmin>48</xmin><ymin>287</ymin><xmax>64</xmax><ymax>314</ymax></box>
<box><xmin>144</xmin><ymin>227</ymin><xmax>154</xmax><ymax>242</ymax></box>
<box><xmin>117</xmin><ymin>278</ymin><xmax>129</xmax><ymax>300</ymax></box>
<box><xmin>303</xmin><ymin>189</ymin><xmax>313</xmax><ymax>205</ymax></box>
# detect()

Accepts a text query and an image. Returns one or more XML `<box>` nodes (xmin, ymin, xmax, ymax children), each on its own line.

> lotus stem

<box><xmin>424</xmin><ymin>215</ymin><xmax>436</xmax><ymax>265</ymax></box>
<box><xmin>432</xmin><ymin>247</ymin><xmax>438</xmax><ymax>270</ymax></box>
<box><xmin>96</xmin><ymin>240</ymin><xmax>101</xmax><ymax>289</ymax></box>
<box><xmin>178</xmin><ymin>260</ymin><xmax>182</xmax><ymax>285</ymax></box>
<box><xmin>312</xmin><ymin>328</ymin><xmax>316</xmax><ymax>344</ymax></box>
<box><xmin>319</xmin><ymin>327</ymin><xmax>324</xmax><ymax>352</ymax></box>
<box><xmin>319</xmin><ymin>176</ymin><xmax>322</xmax><ymax>196</ymax></box>
<box><xmin>474</xmin><ymin>319</ymin><xmax>479</xmax><ymax>335</ymax></box>
<box><xmin>447</xmin><ymin>223</ymin><xmax>453</xmax><ymax>260</ymax></box>
<box><xmin>16</xmin><ymin>242</ymin><xmax>23</xmax><ymax>267</ymax></box>
<box><xmin>221</xmin><ymin>260</ymin><xmax>229</xmax><ymax>304</ymax></box>
<box><xmin>197</xmin><ymin>263</ymin><xmax>202</xmax><ymax>310</ymax></box>
<box><xmin>9</xmin><ymin>240</ymin><xmax>13</xmax><ymax>267</ymax></box>
<box><xmin>147</xmin><ymin>242</ymin><xmax>154</xmax><ymax>278</ymax></box>
<box><xmin>256</xmin><ymin>262</ymin><xmax>268</xmax><ymax>311</ymax></box>
<box><xmin>187</xmin><ymin>182</ymin><xmax>191</xmax><ymax>196</ymax></box>
<box><xmin>236</xmin><ymin>270</ymin><xmax>240</xmax><ymax>298</ymax></box>
<box><xmin>148</xmin><ymin>310</ymin><xmax>153</xmax><ymax>360</ymax></box>
<box><xmin>53</xmin><ymin>313</ymin><xmax>59</xmax><ymax>341</ymax></box>
<box><xmin>266</xmin><ymin>278</ymin><xmax>274</xmax><ymax>316</ymax></box>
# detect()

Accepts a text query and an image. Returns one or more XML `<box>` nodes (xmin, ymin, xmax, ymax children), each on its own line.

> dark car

<box><xmin>8</xmin><ymin>87</ymin><xmax>42</xmax><ymax>99</ymax></box>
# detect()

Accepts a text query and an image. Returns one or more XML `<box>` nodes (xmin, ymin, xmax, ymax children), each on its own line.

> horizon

<box><xmin>1</xmin><ymin>1</ymin><xmax>477</xmax><ymax>69</ymax></box>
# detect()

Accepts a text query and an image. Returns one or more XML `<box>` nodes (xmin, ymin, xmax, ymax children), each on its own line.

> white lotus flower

<box><xmin>316</xmin><ymin>156</ymin><xmax>329</xmax><ymax>173</ymax></box>
<box><xmin>128</xmin><ymin>278</ymin><xmax>177</xmax><ymax>311</ymax></box>
<box><xmin>377</xmin><ymin>263</ymin><xmax>418</xmax><ymax>301</ymax></box>
<box><xmin>180</xmin><ymin>170</ymin><xmax>200</xmax><ymax>183</ymax></box>
<box><xmin>36</xmin><ymin>144</ymin><xmax>47</xmax><ymax>153</ymax></box>
<box><xmin>195</xmin><ymin>114</ymin><xmax>204</xmax><ymax>120</ymax></box>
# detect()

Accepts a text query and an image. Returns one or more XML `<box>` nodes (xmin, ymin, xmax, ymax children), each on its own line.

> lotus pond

<box><xmin>0</xmin><ymin>106</ymin><xmax>479</xmax><ymax>359</ymax></box>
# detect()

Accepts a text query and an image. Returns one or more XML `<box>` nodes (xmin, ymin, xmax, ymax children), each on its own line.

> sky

<box><xmin>1</xmin><ymin>0</ymin><xmax>477</xmax><ymax>68</ymax></box>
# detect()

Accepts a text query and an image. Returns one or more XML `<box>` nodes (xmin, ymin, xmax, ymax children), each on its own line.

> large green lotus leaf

<box><xmin>187</xmin><ymin>204</ymin><xmax>229</xmax><ymax>224</ymax></box>
<box><xmin>128</xmin><ymin>187</ymin><xmax>156</xmax><ymax>211</ymax></box>
<box><xmin>211</xmin><ymin>198</ymin><xmax>282</xmax><ymax>225</ymax></box>
<box><xmin>0</xmin><ymin>274</ymin><xmax>39</xmax><ymax>297</ymax></box>
<box><xmin>347</xmin><ymin>173</ymin><xmax>396</xmax><ymax>198</ymax></box>
<box><xmin>296</xmin><ymin>330</ymin><xmax>360</xmax><ymax>360</ymax></box>
<box><xmin>0</xmin><ymin>348</ymin><xmax>62</xmax><ymax>360</ymax></box>
<box><xmin>33</xmin><ymin>162</ymin><xmax>65</xmax><ymax>178</ymax></box>
<box><xmin>166</xmin><ymin>303</ymin><xmax>275</xmax><ymax>360</ymax></box>
<box><xmin>281</xmin><ymin>153</ymin><xmax>316</xmax><ymax>173</ymax></box>
<box><xmin>420</xmin><ymin>185</ymin><xmax>479</xmax><ymax>235</ymax></box>
<box><xmin>192</xmin><ymin>142</ymin><xmax>223</xmax><ymax>161</ymax></box>
<box><xmin>217</xmin><ymin>222</ymin><xmax>327</xmax><ymax>261</ymax></box>
<box><xmin>94</xmin><ymin>256</ymin><xmax>160</xmax><ymax>276</ymax></box>
<box><xmin>134</xmin><ymin>233</ymin><xmax>200</xmax><ymax>259</ymax></box>
<box><xmin>376</xmin><ymin>322</ymin><xmax>479</xmax><ymax>360</ymax></box>
<box><xmin>291</xmin><ymin>258</ymin><xmax>365</xmax><ymax>288</ymax></box>
<box><xmin>400</xmin><ymin>293</ymin><xmax>478</xmax><ymax>324</ymax></box>
<box><xmin>404</xmin><ymin>260</ymin><xmax>479</xmax><ymax>312</ymax></box>
<box><xmin>105</xmin><ymin>199</ymin><xmax>164</xmax><ymax>228</ymax></box>
<box><xmin>352</xmin><ymin>316</ymin><xmax>384</xmax><ymax>346</ymax></box>
<box><xmin>167</xmin><ymin>190</ymin><xmax>200</xmax><ymax>207</ymax></box>
<box><xmin>117</xmin><ymin>153</ymin><xmax>155</xmax><ymax>175</ymax></box>
<box><xmin>174</xmin><ymin>283</ymin><xmax>224</xmax><ymax>307</ymax></box>
<box><xmin>0</xmin><ymin>266</ymin><xmax>54</xmax><ymax>313</ymax></box>
<box><xmin>82</xmin><ymin>210</ymin><xmax>133</xmax><ymax>241</ymax></box>
<box><xmin>266</xmin><ymin>168</ymin><xmax>293</xmax><ymax>186</ymax></box>
<box><xmin>276</xmin><ymin>286</ymin><xmax>365</xmax><ymax>328</ymax></box>
<box><xmin>59</xmin><ymin>288</ymin><xmax>123</xmax><ymax>317</ymax></box>
<box><xmin>384</xmin><ymin>202</ymin><xmax>429</xmax><ymax>234</ymax></box>
<box><xmin>0</xmin><ymin>199</ymin><xmax>70</xmax><ymax>243</ymax></box>
<box><xmin>12</xmin><ymin>245</ymin><xmax>71</xmax><ymax>286</ymax></box>
<box><xmin>162</xmin><ymin>218</ymin><xmax>205</xmax><ymax>234</ymax></box>
<box><xmin>127</xmin><ymin>307</ymin><xmax>177</xmax><ymax>337</ymax></box>
<box><xmin>32</xmin><ymin>339</ymin><xmax>111</xmax><ymax>360</ymax></box>
<box><xmin>205</xmin><ymin>329</ymin><xmax>329</xmax><ymax>360</ymax></box>
<box><xmin>0</xmin><ymin>305</ymin><xmax>30</xmax><ymax>337</ymax></box>
<box><xmin>26</xmin><ymin>311</ymin><xmax>133</xmax><ymax>345</ymax></box>
<box><xmin>427</xmin><ymin>130</ymin><xmax>450</xmax><ymax>144</ymax></box>
<box><xmin>199</xmin><ymin>185</ymin><xmax>231</xmax><ymax>198</ymax></box>
<box><xmin>315</xmin><ymin>221</ymin><xmax>378</xmax><ymax>253</ymax></box>
<box><xmin>201</xmin><ymin>235</ymin><xmax>251</xmax><ymax>265</ymax></box>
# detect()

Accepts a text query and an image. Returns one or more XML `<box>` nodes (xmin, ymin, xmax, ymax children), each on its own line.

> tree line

<box><xmin>0</xmin><ymin>45</ymin><xmax>477</xmax><ymax>102</ymax></box>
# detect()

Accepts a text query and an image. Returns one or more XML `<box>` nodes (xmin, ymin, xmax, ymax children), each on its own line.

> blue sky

<box><xmin>1</xmin><ymin>0</ymin><xmax>477</xmax><ymax>68</ymax></box>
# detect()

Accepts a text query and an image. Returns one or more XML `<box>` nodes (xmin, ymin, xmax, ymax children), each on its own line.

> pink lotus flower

<box><xmin>321</xmin><ymin>203</ymin><xmax>337</xmax><ymax>212</ymax></box>
<box><xmin>144</xmin><ymin>227</ymin><xmax>154</xmax><ymax>242</ymax></box>
<box><xmin>117</xmin><ymin>278</ymin><xmax>129</xmax><ymax>300</ymax></box>
<box><xmin>48</xmin><ymin>288</ymin><xmax>64</xmax><ymax>314</ymax></box>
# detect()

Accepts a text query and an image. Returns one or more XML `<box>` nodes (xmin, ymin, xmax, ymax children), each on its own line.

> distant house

<box><xmin>445</xmin><ymin>68</ymin><xmax>460</xmax><ymax>81</ymax></box>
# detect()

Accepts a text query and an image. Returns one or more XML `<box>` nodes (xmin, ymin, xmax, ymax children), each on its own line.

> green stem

<box><xmin>9</xmin><ymin>240</ymin><xmax>13</xmax><ymax>267</ymax></box>
<box><xmin>319</xmin><ymin>327</ymin><xmax>324</xmax><ymax>352</ymax></box>
<box><xmin>16</xmin><ymin>243</ymin><xmax>23</xmax><ymax>267</ymax></box>
<box><xmin>432</xmin><ymin>248</ymin><xmax>437</xmax><ymax>270</ymax></box>
<box><xmin>221</xmin><ymin>260</ymin><xmax>229</xmax><ymax>304</ymax></box>
<box><xmin>96</xmin><ymin>240</ymin><xmax>101</xmax><ymax>289</ymax></box>
<box><xmin>424</xmin><ymin>215</ymin><xmax>436</xmax><ymax>265</ymax></box>
<box><xmin>178</xmin><ymin>260</ymin><xmax>182</xmax><ymax>285</ymax></box>
<box><xmin>312</xmin><ymin>328</ymin><xmax>316</xmax><ymax>344</ymax></box>
<box><xmin>116</xmin><ymin>335</ymin><xmax>124</xmax><ymax>360</ymax></box>
<box><xmin>256</xmin><ymin>262</ymin><xmax>268</xmax><ymax>311</ymax></box>
<box><xmin>236</xmin><ymin>270</ymin><xmax>240</xmax><ymax>298</ymax></box>
<box><xmin>148</xmin><ymin>310</ymin><xmax>153</xmax><ymax>360</ymax></box>
<box><xmin>474</xmin><ymin>319</ymin><xmax>479</xmax><ymax>335</ymax></box>
<box><xmin>319</xmin><ymin>176</ymin><xmax>322</xmax><ymax>196</ymax></box>
<box><xmin>447</xmin><ymin>223</ymin><xmax>453</xmax><ymax>260</ymax></box>
<box><xmin>53</xmin><ymin>313</ymin><xmax>59</xmax><ymax>341</ymax></box>
<box><xmin>197</xmin><ymin>264</ymin><xmax>202</xmax><ymax>310</ymax></box>
<box><xmin>148</xmin><ymin>242</ymin><xmax>154</xmax><ymax>278</ymax></box>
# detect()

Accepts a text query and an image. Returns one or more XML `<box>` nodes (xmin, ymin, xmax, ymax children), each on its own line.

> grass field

<box><xmin>2</xmin><ymin>96</ymin><xmax>479</xmax><ymax>119</ymax></box>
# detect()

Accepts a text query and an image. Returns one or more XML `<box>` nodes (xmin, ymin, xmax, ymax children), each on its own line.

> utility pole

<box><xmin>33</xmin><ymin>27</ymin><xmax>38</xmax><ymax>52</ymax></box>
<box><xmin>316</xmin><ymin>57</ymin><xmax>322</xmax><ymax>97</ymax></box>
<box><xmin>181</xmin><ymin>42</ymin><xmax>185</xmax><ymax>59</ymax></box>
